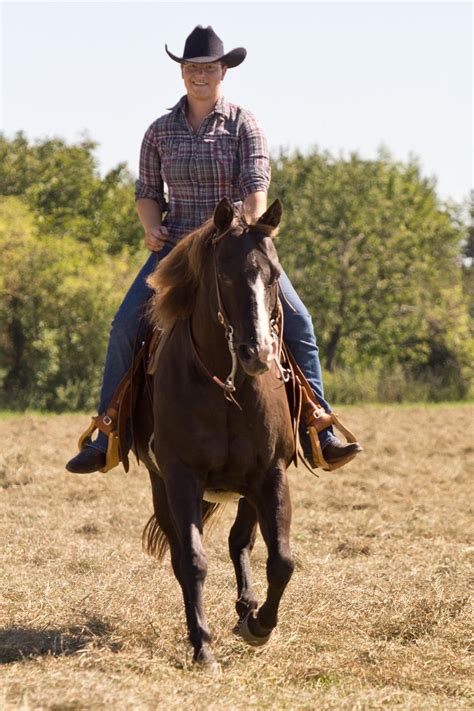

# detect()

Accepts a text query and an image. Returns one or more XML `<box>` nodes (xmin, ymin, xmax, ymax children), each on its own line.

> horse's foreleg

<box><xmin>240</xmin><ymin>466</ymin><xmax>294</xmax><ymax>646</ymax></box>
<box><xmin>228</xmin><ymin>498</ymin><xmax>258</xmax><ymax>623</ymax></box>
<box><xmin>164</xmin><ymin>464</ymin><xmax>214</xmax><ymax>667</ymax></box>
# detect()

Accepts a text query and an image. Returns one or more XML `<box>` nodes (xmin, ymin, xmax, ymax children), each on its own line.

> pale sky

<box><xmin>1</xmin><ymin>1</ymin><xmax>472</xmax><ymax>203</ymax></box>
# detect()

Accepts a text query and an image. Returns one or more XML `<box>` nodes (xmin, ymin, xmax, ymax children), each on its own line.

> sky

<box><xmin>1</xmin><ymin>1</ymin><xmax>472</xmax><ymax>203</ymax></box>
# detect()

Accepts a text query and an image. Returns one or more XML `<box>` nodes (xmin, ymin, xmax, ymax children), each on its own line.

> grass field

<box><xmin>1</xmin><ymin>405</ymin><xmax>473</xmax><ymax>710</ymax></box>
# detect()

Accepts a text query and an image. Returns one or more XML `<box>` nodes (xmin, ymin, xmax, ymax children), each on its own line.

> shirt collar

<box><xmin>169</xmin><ymin>95</ymin><xmax>230</xmax><ymax>118</ymax></box>
<box><xmin>213</xmin><ymin>96</ymin><xmax>230</xmax><ymax>117</ymax></box>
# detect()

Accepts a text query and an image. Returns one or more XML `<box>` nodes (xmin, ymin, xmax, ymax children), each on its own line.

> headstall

<box><xmin>189</xmin><ymin>220</ymin><xmax>290</xmax><ymax>408</ymax></box>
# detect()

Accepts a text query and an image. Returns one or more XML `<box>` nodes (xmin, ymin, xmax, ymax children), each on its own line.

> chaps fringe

<box><xmin>142</xmin><ymin>501</ymin><xmax>223</xmax><ymax>561</ymax></box>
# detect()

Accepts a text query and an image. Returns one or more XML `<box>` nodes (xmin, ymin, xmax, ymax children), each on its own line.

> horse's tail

<box><xmin>142</xmin><ymin>501</ymin><xmax>223</xmax><ymax>561</ymax></box>
<box><xmin>142</xmin><ymin>515</ymin><xmax>169</xmax><ymax>561</ymax></box>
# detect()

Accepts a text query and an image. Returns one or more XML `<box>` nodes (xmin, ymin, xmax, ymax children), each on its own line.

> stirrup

<box><xmin>306</xmin><ymin>411</ymin><xmax>359</xmax><ymax>472</ymax></box>
<box><xmin>77</xmin><ymin>416</ymin><xmax>120</xmax><ymax>473</ymax></box>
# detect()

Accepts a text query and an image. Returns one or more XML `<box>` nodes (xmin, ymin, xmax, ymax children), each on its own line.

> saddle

<box><xmin>77</xmin><ymin>326</ymin><xmax>358</xmax><ymax>474</ymax></box>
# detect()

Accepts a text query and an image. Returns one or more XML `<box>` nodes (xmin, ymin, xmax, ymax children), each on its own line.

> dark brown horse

<box><xmin>134</xmin><ymin>198</ymin><xmax>295</xmax><ymax>669</ymax></box>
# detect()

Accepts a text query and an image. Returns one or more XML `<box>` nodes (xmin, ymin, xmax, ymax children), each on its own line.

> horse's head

<box><xmin>212</xmin><ymin>197</ymin><xmax>283</xmax><ymax>376</ymax></box>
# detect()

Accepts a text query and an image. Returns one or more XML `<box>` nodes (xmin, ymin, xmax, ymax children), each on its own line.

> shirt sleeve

<box><xmin>238</xmin><ymin>111</ymin><xmax>271</xmax><ymax>199</ymax></box>
<box><xmin>134</xmin><ymin>122</ymin><xmax>168</xmax><ymax>212</ymax></box>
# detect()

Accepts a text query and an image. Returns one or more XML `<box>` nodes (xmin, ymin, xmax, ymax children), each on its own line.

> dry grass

<box><xmin>1</xmin><ymin>405</ymin><xmax>473</xmax><ymax>710</ymax></box>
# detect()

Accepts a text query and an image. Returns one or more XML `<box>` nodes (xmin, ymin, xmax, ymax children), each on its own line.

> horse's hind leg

<box><xmin>147</xmin><ymin>472</ymin><xmax>183</xmax><ymax>583</ymax></box>
<box><xmin>164</xmin><ymin>463</ymin><xmax>215</xmax><ymax>668</ymax></box>
<box><xmin>229</xmin><ymin>498</ymin><xmax>258</xmax><ymax>624</ymax></box>
<box><xmin>239</xmin><ymin>465</ymin><xmax>294</xmax><ymax>646</ymax></box>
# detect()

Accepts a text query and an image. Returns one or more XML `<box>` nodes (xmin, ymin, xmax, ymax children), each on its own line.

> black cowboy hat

<box><xmin>165</xmin><ymin>25</ymin><xmax>246</xmax><ymax>68</ymax></box>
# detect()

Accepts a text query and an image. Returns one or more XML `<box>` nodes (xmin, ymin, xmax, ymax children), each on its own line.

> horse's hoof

<box><xmin>194</xmin><ymin>648</ymin><xmax>221</xmax><ymax>675</ymax></box>
<box><xmin>200</xmin><ymin>659</ymin><xmax>222</xmax><ymax>676</ymax></box>
<box><xmin>237</xmin><ymin>611</ymin><xmax>272</xmax><ymax>647</ymax></box>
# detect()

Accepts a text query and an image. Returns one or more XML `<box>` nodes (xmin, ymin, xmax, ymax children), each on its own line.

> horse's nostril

<box><xmin>237</xmin><ymin>344</ymin><xmax>256</xmax><ymax>362</ymax></box>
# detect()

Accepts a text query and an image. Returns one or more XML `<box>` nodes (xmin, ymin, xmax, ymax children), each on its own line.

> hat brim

<box><xmin>165</xmin><ymin>45</ymin><xmax>246</xmax><ymax>68</ymax></box>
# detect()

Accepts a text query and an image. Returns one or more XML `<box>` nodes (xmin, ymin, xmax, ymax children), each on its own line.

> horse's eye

<box><xmin>219</xmin><ymin>272</ymin><xmax>233</xmax><ymax>286</ymax></box>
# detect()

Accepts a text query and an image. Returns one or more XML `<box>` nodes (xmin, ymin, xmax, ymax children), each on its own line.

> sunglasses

<box><xmin>182</xmin><ymin>63</ymin><xmax>222</xmax><ymax>75</ymax></box>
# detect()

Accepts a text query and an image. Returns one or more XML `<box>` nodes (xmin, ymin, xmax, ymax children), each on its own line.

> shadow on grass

<box><xmin>0</xmin><ymin>615</ymin><xmax>121</xmax><ymax>664</ymax></box>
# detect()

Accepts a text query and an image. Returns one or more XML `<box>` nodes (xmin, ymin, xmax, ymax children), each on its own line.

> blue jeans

<box><xmin>91</xmin><ymin>248</ymin><xmax>334</xmax><ymax>454</ymax></box>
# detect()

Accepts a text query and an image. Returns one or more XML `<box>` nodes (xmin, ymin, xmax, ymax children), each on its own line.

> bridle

<box><xmin>188</xmin><ymin>218</ymin><xmax>290</xmax><ymax>408</ymax></box>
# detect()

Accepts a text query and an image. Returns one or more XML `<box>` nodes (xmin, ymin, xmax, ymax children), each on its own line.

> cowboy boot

<box><xmin>66</xmin><ymin>446</ymin><xmax>106</xmax><ymax>474</ymax></box>
<box><xmin>302</xmin><ymin>398</ymin><xmax>362</xmax><ymax>471</ymax></box>
<box><xmin>321</xmin><ymin>436</ymin><xmax>362</xmax><ymax>467</ymax></box>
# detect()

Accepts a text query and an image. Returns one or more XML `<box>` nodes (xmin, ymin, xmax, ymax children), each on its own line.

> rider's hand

<box><xmin>144</xmin><ymin>226</ymin><xmax>169</xmax><ymax>252</ymax></box>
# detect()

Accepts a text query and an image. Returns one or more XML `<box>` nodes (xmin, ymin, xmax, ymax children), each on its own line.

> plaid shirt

<box><xmin>135</xmin><ymin>95</ymin><xmax>271</xmax><ymax>243</ymax></box>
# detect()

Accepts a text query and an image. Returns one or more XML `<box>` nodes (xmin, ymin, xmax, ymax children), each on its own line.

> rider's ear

<box><xmin>213</xmin><ymin>197</ymin><xmax>234</xmax><ymax>232</ymax></box>
<box><xmin>257</xmin><ymin>199</ymin><xmax>283</xmax><ymax>229</ymax></box>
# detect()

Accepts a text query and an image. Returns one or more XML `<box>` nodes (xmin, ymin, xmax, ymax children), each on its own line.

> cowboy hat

<box><xmin>165</xmin><ymin>25</ymin><xmax>246</xmax><ymax>68</ymax></box>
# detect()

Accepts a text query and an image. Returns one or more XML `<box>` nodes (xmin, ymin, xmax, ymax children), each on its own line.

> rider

<box><xmin>66</xmin><ymin>25</ymin><xmax>362</xmax><ymax>474</ymax></box>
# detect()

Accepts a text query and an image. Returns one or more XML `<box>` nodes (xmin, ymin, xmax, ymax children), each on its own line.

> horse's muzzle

<box><xmin>236</xmin><ymin>342</ymin><xmax>275</xmax><ymax>376</ymax></box>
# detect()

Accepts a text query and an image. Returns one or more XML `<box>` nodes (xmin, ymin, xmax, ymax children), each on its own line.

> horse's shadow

<box><xmin>0</xmin><ymin>616</ymin><xmax>121</xmax><ymax>664</ymax></box>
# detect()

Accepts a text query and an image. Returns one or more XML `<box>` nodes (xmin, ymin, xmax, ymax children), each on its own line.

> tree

<box><xmin>461</xmin><ymin>190</ymin><xmax>474</xmax><ymax>318</ymax></box>
<box><xmin>1</xmin><ymin>134</ymin><xmax>471</xmax><ymax>408</ymax></box>
<box><xmin>270</xmin><ymin>148</ymin><xmax>472</xmax><ymax>397</ymax></box>
<box><xmin>0</xmin><ymin>132</ymin><xmax>143</xmax><ymax>254</ymax></box>
<box><xmin>0</xmin><ymin>197</ymin><xmax>140</xmax><ymax>410</ymax></box>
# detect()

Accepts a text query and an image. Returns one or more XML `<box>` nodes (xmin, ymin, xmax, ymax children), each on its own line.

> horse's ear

<box><xmin>213</xmin><ymin>197</ymin><xmax>234</xmax><ymax>233</ymax></box>
<box><xmin>257</xmin><ymin>199</ymin><xmax>283</xmax><ymax>229</ymax></box>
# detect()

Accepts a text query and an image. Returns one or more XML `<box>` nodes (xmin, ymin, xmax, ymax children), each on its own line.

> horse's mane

<box><xmin>146</xmin><ymin>216</ymin><xmax>279</xmax><ymax>330</ymax></box>
<box><xmin>146</xmin><ymin>219</ymin><xmax>215</xmax><ymax>330</ymax></box>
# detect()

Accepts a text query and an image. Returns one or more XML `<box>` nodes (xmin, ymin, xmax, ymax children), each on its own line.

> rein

<box><xmin>187</xmin><ymin>219</ymin><xmax>290</xmax><ymax>408</ymax></box>
<box><xmin>187</xmin><ymin>319</ymin><xmax>242</xmax><ymax>410</ymax></box>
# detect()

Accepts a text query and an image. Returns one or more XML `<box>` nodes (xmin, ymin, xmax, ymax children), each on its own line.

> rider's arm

<box><xmin>135</xmin><ymin>198</ymin><xmax>167</xmax><ymax>251</ymax></box>
<box><xmin>243</xmin><ymin>191</ymin><xmax>267</xmax><ymax>224</ymax></box>
<box><xmin>238</xmin><ymin>111</ymin><xmax>271</xmax><ymax>223</ymax></box>
<box><xmin>135</xmin><ymin>122</ymin><xmax>169</xmax><ymax>252</ymax></box>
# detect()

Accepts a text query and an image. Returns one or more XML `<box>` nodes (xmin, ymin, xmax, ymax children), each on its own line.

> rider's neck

<box><xmin>185</xmin><ymin>93</ymin><xmax>221</xmax><ymax>133</ymax></box>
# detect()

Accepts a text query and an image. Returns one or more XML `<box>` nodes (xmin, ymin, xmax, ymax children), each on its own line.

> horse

<box><xmin>134</xmin><ymin>197</ymin><xmax>295</xmax><ymax>669</ymax></box>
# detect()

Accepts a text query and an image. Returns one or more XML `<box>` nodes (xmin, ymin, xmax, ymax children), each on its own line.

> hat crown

<box><xmin>183</xmin><ymin>25</ymin><xmax>224</xmax><ymax>60</ymax></box>
<box><xmin>165</xmin><ymin>25</ymin><xmax>246</xmax><ymax>68</ymax></box>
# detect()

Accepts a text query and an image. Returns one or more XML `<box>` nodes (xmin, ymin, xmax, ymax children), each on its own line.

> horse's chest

<box><xmin>181</xmin><ymin>413</ymin><xmax>257</xmax><ymax>471</ymax></box>
<box><xmin>226</xmin><ymin>428</ymin><xmax>260</xmax><ymax>471</ymax></box>
<box><xmin>154</xmin><ymin>362</ymin><xmax>292</xmax><ymax>480</ymax></box>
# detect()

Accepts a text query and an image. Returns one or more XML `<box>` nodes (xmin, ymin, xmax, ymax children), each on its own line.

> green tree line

<box><xmin>0</xmin><ymin>132</ymin><xmax>472</xmax><ymax>410</ymax></box>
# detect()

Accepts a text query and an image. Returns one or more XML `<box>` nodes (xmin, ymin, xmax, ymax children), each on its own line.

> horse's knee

<box><xmin>267</xmin><ymin>553</ymin><xmax>294</xmax><ymax>588</ymax></box>
<box><xmin>189</xmin><ymin>548</ymin><xmax>208</xmax><ymax>583</ymax></box>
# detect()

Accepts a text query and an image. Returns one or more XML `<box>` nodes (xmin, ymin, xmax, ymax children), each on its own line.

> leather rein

<box><xmin>187</xmin><ymin>220</ymin><xmax>290</xmax><ymax>409</ymax></box>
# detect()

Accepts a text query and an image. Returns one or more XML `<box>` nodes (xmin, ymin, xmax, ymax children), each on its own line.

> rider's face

<box><xmin>181</xmin><ymin>62</ymin><xmax>227</xmax><ymax>102</ymax></box>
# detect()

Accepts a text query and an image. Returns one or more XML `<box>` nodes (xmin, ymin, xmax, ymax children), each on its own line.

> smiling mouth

<box><xmin>192</xmin><ymin>81</ymin><xmax>208</xmax><ymax>86</ymax></box>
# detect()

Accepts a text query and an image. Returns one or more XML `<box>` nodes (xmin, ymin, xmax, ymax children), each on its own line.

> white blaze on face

<box><xmin>253</xmin><ymin>274</ymin><xmax>274</xmax><ymax>362</ymax></box>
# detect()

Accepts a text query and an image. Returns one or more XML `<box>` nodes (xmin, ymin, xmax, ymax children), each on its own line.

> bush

<box><xmin>0</xmin><ymin>197</ymin><xmax>141</xmax><ymax>411</ymax></box>
<box><xmin>324</xmin><ymin>364</ymin><xmax>473</xmax><ymax>406</ymax></box>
